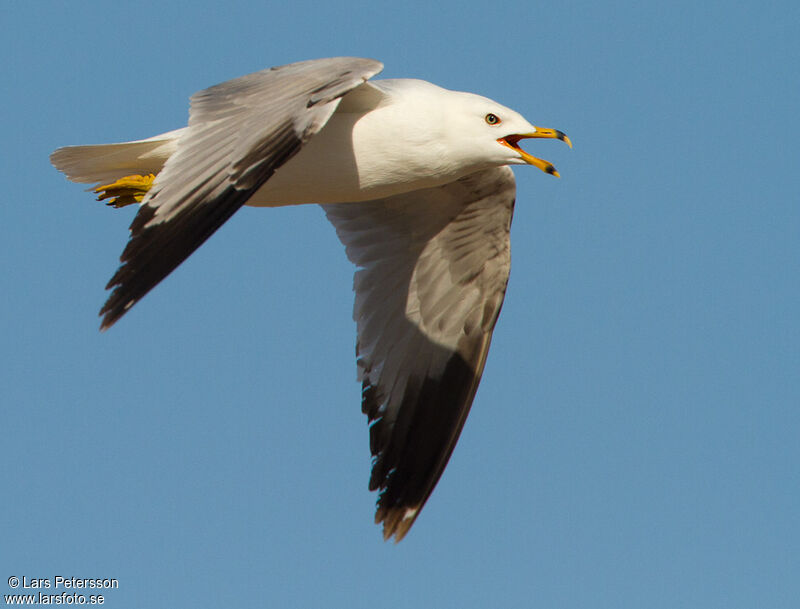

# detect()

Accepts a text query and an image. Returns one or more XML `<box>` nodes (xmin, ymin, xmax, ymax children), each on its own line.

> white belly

<box><xmin>248</xmin><ymin>111</ymin><xmax>364</xmax><ymax>206</ymax></box>
<box><xmin>246</xmin><ymin>99</ymin><xmax>462</xmax><ymax>207</ymax></box>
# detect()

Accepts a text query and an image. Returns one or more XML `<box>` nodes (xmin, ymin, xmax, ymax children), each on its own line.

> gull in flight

<box><xmin>50</xmin><ymin>57</ymin><xmax>570</xmax><ymax>541</ymax></box>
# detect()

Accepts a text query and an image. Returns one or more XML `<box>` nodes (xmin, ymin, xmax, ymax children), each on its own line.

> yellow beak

<box><xmin>498</xmin><ymin>127</ymin><xmax>572</xmax><ymax>177</ymax></box>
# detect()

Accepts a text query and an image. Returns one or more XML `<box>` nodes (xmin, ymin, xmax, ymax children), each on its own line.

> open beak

<box><xmin>498</xmin><ymin>127</ymin><xmax>572</xmax><ymax>177</ymax></box>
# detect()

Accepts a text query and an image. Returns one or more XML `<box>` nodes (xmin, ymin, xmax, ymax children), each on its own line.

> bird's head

<box><xmin>445</xmin><ymin>90</ymin><xmax>572</xmax><ymax>176</ymax></box>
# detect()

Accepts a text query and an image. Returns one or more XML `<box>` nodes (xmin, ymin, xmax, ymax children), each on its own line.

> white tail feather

<box><xmin>50</xmin><ymin>128</ymin><xmax>184</xmax><ymax>185</ymax></box>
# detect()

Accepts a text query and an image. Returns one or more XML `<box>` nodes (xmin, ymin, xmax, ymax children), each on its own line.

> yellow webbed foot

<box><xmin>94</xmin><ymin>174</ymin><xmax>155</xmax><ymax>208</ymax></box>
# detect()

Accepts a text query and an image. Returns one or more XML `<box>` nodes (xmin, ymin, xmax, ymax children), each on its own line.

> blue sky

<box><xmin>2</xmin><ymin>1</ymin><xmax>798</xmax><ymax>607</ymax></box>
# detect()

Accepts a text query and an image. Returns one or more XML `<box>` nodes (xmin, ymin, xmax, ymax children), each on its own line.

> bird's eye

<box><xmin>485</xmin><ymin>113</ymin><xmax>501</xmax><ymax>125</ymax></box>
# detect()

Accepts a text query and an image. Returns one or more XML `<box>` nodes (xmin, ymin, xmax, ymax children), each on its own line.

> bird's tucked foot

<box><xmin>94</xmin><ymin>174</ymin><xmax>155</xmax><ymax>208</ymax></box>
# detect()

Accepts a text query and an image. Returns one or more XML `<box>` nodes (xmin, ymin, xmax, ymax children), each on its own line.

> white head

<box><xmin>437</xmin><ymin>86</ymin><xmax>572</xmax><ymax>177</ymax></box>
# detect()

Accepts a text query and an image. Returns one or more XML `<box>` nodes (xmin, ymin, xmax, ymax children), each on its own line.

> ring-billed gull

<box><xmin>50</xmin><ymin>57</ymin><xmax>570</xmax><ymax>541</ymax></box>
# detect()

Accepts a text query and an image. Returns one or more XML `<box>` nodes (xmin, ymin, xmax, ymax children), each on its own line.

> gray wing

<box><xmin>100</xmin><ymin>57</ymin><xmax>383</xmax><ymax>329</ymax></box>
<box><xmin>323</xmin><ymin>166</ymin><xmax>516</xmax><ymax>541</ymax></box>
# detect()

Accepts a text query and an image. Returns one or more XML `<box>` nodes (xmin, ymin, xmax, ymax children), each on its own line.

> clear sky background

<box><xmin>2</xmin><ymin>2</ymin><xmax>798</xmax><ymax>607</ymax></box>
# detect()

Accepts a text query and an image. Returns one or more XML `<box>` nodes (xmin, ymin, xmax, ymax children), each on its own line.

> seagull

<box><xmin>50</xmin><ymin>57</ymin><xmax>570</xmax><ymax>541</ymax></box>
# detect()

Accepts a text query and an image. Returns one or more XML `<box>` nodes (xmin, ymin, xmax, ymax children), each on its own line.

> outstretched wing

<box><xmin>99</xmin><ymin>57</ymin><xmax>383</xmax><ymax>329</ymax></box>
<box><xmin>323</xmin><ymin>166</ymin><xmax>516</xmax><ymax>541</ymax></box>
